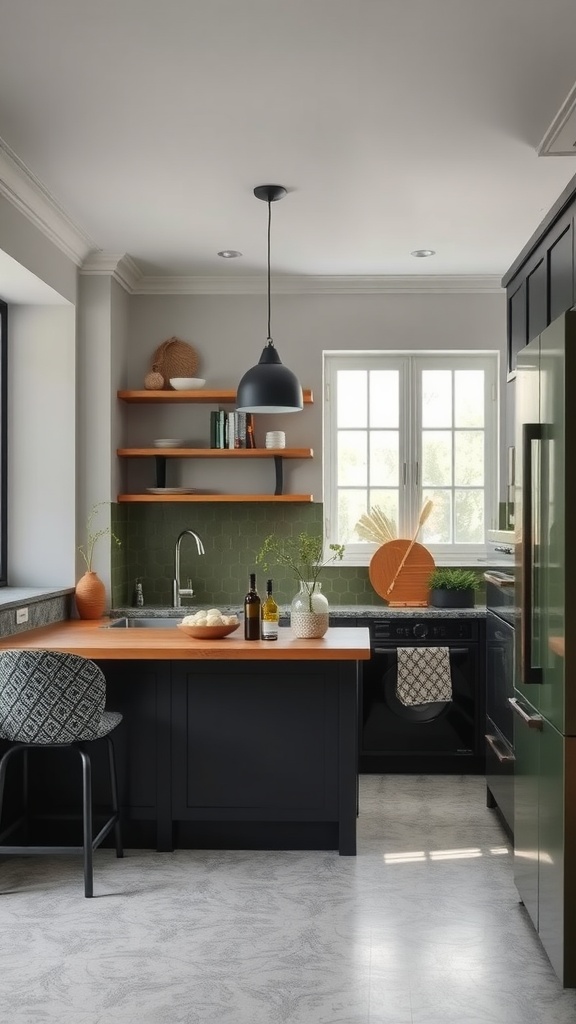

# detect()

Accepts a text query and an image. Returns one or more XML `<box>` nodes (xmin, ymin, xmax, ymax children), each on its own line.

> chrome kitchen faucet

<box><xmin>173</xmin><ymin>529</ymin><xmax>205</xmax><ymax>607</ymax></box>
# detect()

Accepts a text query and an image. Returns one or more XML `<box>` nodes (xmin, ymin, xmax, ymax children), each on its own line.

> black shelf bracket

<box><xmin>274</xmin><ymin>456</ymin><xmax>284</xmax><ymax>496</ymax></box>
<box><xmin>154</xmin><ymin>455</ymin><xmax>167</xmax><ymax>488</ymax></box>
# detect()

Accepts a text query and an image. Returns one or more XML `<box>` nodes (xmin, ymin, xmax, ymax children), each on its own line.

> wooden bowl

<box><xmin>177</xmin><ymin>622</ymin><xmax>240</xmax><ymax>639</ymax></box>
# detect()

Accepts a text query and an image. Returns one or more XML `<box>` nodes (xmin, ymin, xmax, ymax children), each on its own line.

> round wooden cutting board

<box><xmin>369</xmin><ymin>540</ymin><xmax>435</xmax><ymax>606</ymax></box>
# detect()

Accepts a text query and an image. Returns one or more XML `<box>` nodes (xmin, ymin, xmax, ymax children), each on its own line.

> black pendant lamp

<box><xmin>236</xmin><ymin>185</ymin><xmax>304</xmax><ymax>413</ymax></box>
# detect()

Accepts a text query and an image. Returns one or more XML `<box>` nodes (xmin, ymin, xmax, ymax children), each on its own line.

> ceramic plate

<box><xmin>152</xmin><ymin>439</ymin><xmax>186</xmax><ymax>447</ymax></box>
<box><xmin>145</xmin><ymin>487</ymin><xmax>207</xmax><ymax>495</ymax></box>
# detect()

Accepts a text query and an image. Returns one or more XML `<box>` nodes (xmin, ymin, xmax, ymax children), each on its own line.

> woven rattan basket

<box><xmin>144</xmin><ymin>337</ymin><xmax>200</xmax><ymax>390</ymax></box>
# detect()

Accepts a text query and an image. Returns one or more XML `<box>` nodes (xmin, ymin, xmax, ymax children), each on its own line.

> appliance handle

<box><xmin>485</xmin><ymin>733</ymin><xmax>515</xmax><ymax>763</ymax></box>
<box><xmin>520</xmin><ymin>422</ymin><xmax>543</xmax><ymax>685</ymax></box>
<box><xmin>483</xmin><ymin>572</ymin><xmax>514</xmax><ymax>587</ymax></box>
<box><xmin>508</xmin><ymin>696</ymin><xmax>543</xmax><ymax>730</ymax></box>
<box><xmin>372</xmin><ymin>647</ymin><xmax>468</xmax><ymax>656</ymax></box>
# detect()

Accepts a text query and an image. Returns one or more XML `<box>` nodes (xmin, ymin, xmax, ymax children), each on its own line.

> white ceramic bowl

<box><xmin>177</xmin><ymin>622</ymin><xmax>240</xmax><ymax>640</ymax></box>
<box><xmin>152</xmin><ymin>438</ymin><xmax>186</xmax><ymax>447</ymax></box>
<box><xmin>169</xmin><ymin>378</ymin><xmax>206</xmax><ymax>390</ymax></box>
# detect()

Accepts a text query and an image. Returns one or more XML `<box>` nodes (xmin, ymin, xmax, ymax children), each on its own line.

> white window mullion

<box><xmin>323</xmin><ymin>350</ymin><xmax>498</xmax><ymax>565</ymax></box>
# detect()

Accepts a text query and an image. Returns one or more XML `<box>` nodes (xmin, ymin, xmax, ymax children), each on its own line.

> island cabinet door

<box><xmin>99</xmin><ymin>660</ymin><xmax>172</xmax><ymax>845</ymax></box>
<box><xmin>170</xmin><ymin>661</ymin><xmax>340</xmax><ymax>824</ymax></box>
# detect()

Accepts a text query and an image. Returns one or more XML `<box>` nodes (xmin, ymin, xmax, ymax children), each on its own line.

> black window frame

<box><xmin>0</xmin><ymin>299</ymin><xmax>7</xmax><ymax>585</ymax></box>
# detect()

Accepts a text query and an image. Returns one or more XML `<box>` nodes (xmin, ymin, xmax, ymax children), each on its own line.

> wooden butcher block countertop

<box><xmin>0</xmin><ymin>619</ymin><xmax>371</xmax><ymax>662</ymax></box>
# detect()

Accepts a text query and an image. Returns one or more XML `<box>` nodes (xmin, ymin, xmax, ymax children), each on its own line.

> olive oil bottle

<box><xmin>244</xmin><ymin>573</ymin><xmax>261</xmax><ymax>640</ymax></box>
<box><xmin>261</xmin><ymin>579</ymin><xmax>279</xmax><ymax>641</ymax></box>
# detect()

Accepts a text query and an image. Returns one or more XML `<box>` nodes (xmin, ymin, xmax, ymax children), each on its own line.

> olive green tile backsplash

<box><xmin>111</xmin><ymin>503</ymin><xmax>487</xmax><ymax>609</ymax></box>
<box><xmin>110</xmin><ymin>503</ymin><xmax>383</xmax><ymax>608</ymax></box>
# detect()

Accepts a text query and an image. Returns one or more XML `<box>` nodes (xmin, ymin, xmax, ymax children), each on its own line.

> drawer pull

<box><xmin>508</xmin><ymin>696</ymin><xmax>543</xmax><ymax>730</ymax></box>
<box><xmin>485</xmin><ymin>733</ymin><xmax>515</xmax><ymax>763</ymax></box>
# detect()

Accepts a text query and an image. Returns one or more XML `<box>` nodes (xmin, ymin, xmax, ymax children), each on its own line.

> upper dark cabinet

<box><xmin>548</xmin><ymin>217</ymin><xmax>574</xmax><ymax>322</ymax></box>
<box><xmin>526</xmin><ymin>258</ymin><xmax>547</xmax><ymax>344</ymax></box>
<box><xmin>507</xmin><ymin>279</ymin><xmax>527</xmax><ymax>380</ymax></box>
<box><xmin>503</xmin><ymin>174</ymin><xmax>576</xmax><ymax>368</ymax></box>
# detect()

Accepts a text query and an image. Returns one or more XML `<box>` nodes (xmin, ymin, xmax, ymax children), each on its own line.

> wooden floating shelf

<box><xmin>117</xmin><ymin>447</ymin><xmax>313</xmax><ymax>459</ymax></box>
<box><xmin>117</xmin><ymin>494</ymin><xmax>314</xmax><ymax>503</ymax></box>
<box><xmin>118</xmin><ymin>388</ymin><xmax>314</xmax><ymax>404</ymax></box>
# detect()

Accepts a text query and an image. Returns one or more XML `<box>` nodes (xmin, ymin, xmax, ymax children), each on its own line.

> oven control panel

<box><xmin>370</xmin><ymin>619</ymin><xmax>478</xmax><ymax>642</ymax></box>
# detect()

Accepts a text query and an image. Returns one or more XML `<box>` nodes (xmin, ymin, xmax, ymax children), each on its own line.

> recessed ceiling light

<box><xmin>411</xmin><ymin>249</ymin><xmax>436</xmax><ymax>258</ymax></box>
<box><xmin>218</xmin><ymin>250</ymin><xmax>243</xmax><ymax>258</ymax></box>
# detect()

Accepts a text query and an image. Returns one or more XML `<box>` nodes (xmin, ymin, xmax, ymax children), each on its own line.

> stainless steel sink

<box><xmin>104</xmin><ymin>617</ymin><xmax>181</xmax><ymax>629</ymax></box>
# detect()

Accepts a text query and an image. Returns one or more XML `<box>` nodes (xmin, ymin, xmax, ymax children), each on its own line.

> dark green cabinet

<box><xmin>512</xmin><ymin>695</ymin><xmax>576</xmax><ymax>987</ymax></box>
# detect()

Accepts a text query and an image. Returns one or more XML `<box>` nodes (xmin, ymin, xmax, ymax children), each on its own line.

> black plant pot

<box><xmin>429</xmin><ymin>588</ymin><xmax>475</xmax><ymax>609</ymax></box>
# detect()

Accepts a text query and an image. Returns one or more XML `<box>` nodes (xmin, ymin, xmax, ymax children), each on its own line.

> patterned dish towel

<box><xmin>396</xmin><ymin>647</ymin><xmax>453</xmax><ymax>706</ymax></box>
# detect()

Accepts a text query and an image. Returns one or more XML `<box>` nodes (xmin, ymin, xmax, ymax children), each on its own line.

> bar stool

<box><xmin>0</xmin><ymin>649</ymin><xmax>123</xmax><ymax>897</ymax></box>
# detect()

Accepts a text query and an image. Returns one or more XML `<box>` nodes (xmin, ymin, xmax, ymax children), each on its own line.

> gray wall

<box><xmin>121</xmin><ymin>290</ymin><xmax>507</xmax><ymax>501</ymax></box>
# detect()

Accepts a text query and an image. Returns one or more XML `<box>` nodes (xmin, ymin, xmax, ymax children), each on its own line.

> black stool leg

<box><xmin>0</xmin><ymin>746</ymin><xmax>25</xmax><ymax>843</ymax></box>
<box><xmin>78</xmin><ymin>749</ymin><xmax>93</xmax><ymax>898</ymax></box>
<box><xmin>22</xmin><ymin>748</ymin><xmax>29</xmax><ymax>842</ymax></box>
<box><xmin>106</xmin><ymin>736</ymin><xmax>123</xmax><ymax>859</ymax></box>
<box><xmin>0</xmin><ymin>748</ymin><xmax>11</xmax><ymax>832</ymax></box>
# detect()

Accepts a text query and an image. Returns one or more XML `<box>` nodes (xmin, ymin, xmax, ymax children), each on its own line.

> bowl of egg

<box><xmin>177</xmin><ymin>608</ymin><xmax>241</xmax><ymax>639</ymax></box>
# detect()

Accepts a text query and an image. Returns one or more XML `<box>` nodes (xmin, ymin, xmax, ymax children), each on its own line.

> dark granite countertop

<box><xmin>111</xmin><ymin>604</ymin><xmax>486</xmax><ymax>621</ymax></box>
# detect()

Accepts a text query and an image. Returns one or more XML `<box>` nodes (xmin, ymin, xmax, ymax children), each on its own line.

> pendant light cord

<box><xmin>267</xmin><ymin>200</ymin><xmax>272</xmax><ymax>345</ymax></box>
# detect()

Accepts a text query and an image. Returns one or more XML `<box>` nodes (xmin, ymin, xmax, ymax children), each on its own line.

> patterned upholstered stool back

<box><xmin>0</xmin><ymin>650</ymin><xmax>107</xmax><ymax>744</ymax></box>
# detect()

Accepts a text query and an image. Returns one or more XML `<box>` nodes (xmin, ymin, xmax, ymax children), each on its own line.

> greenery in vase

<box><xmin>78</xmin><ymin>501</ymin><xmax>121</xmax><ymax>573</ymax></box>
<box><xmin>256</xmin><ymin>532</ymin><xmax>345</xmax><ymax>612</ymax></box>
<box><xmin>427</xmin><ymin>568</ymin><xmax>480</xmax><ymax>591</ymax></box>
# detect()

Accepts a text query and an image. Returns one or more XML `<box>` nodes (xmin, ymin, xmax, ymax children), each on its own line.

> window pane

<box><xmin>337</xmin><ymin>371</ymin><xmax>366</xmax><ymax>427</ymax></box>
<box><xmin>338</xmin><ymin>489</ymin><xmax>368</xmax><ymax>543</ymax></box>
<box><xmin>421</xmin><ymin>489</ymin><xmax>452</xmax><ymax>544</ymax></box>
<box><xmin>370</xmin><ymin>431</ymin><xmax>398</xmax><ymax>486</ymax></box>
<box><xmin>455</xmin><ymin>431</ymin><xmax>484</xmax><ymax>485</ymax></box>
<box><xmin>455</xmin><ymin>490</ymin><xmax>484</xmax><ymax>543</ymax></box>
<box><xmin>370</xmin><ymin>371</ymin><xmax>399</xmax><ymax>428</ymax></box>
<box><xmin>337</xmin><ymin>431</ymin><xmax>367</xmax><ymax>486</ymax></box>
<box><xmin>422</xmin><ymin>431</ymin><xmax>452</xmax><ymax>486</ymax></box>
<box><xmin>455</xmin><ymin>371</ymin><xmax>484</xmax><ymax>427</ymax></box>
<box><xmin>368</xmin><ymin>491</ymin><xmax>399</xmax><ymax>539</ymax></box>
<box><xmin>422</xmin><ymin>371</ymin><xmax>452</xmax><ymax>428</ymax></box>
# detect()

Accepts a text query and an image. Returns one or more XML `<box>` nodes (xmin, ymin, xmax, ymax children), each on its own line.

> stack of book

<box><xmin>210</xmin><ymin>410</ymin><xmax>256</xmax><ymax>449</ymax></box>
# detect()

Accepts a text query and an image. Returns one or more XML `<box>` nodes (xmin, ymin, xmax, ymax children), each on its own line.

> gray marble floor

<box><xmin>1</xmin><ymin>775</ymin><xmax>575</xmax><ymax>1024</ymax></box>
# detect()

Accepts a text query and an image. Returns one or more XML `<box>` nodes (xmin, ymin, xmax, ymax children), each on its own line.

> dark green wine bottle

<box><xmin>244</xmin><ymin>573</ymin><xmax>261</xmax><ymax>640</ymax></box>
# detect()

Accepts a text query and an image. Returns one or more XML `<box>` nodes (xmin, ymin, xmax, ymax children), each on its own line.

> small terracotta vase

<box><xmin>75</xmin><ymin>571</ymin><xmax>106</xmax><ymax>619</ymax></box>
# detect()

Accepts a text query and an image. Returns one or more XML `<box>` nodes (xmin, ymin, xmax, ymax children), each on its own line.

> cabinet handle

<box><xmin>520</xmin><ymin>423</ymin><xmax>543</xmax><ymax>685</ymax></box>
<box><xmin>485</xmin><ymin>733</ymin><xmax>515</xmax><ymax>763</ymax></box>
<box><xmin>508</xmin><ymin>696</ymin><xmax>543</xmax><ymax>729</ymax></box>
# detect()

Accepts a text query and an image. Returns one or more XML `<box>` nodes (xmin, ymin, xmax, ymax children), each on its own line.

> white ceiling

<box><xmin>1</xmin><ymin>0</ymin><xmax>576</xmax><ymax>282</ymax></box>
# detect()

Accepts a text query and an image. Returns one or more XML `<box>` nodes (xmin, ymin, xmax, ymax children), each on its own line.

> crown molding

<box><xmin>127</xmin><ymin>272</ymin><xmax>503</xmax><ymax>295</ymax></box>
<box><xmin>539</xmin><ymin>81</ymin><xmax>576</xmax><ymax>156</ymax></box>
<box><xmin>80</xmin><ymin>251</ymin><xmax>143</xmax><ymax>292</ymax></box>
<box><xmin>0</xmin><ymin>136</ymin><xmax>96</xmax><ymax>265</ymax></box>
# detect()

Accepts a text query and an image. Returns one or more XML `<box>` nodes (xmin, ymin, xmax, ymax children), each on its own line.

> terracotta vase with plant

<box><xmin>257</xmin><ymin>531</ymin><xmax>345</xmax><ymax>638</ymax></box>
<box><xmin>75</xmin><ymin>502</ymin><xmax>121</xmax><ymax>619</ymax></box>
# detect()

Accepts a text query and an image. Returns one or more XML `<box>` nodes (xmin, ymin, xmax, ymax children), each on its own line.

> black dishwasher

<box><xmin>359</xmin><ymin>617</ymin><xmax>484</xmax><ymax>774</ymax></box>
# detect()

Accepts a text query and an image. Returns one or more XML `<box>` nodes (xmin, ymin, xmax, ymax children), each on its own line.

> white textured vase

<box><xmin>290</xmin><ymin>581</ymin><xmax>329</xmax><ymax>638</ymax></box>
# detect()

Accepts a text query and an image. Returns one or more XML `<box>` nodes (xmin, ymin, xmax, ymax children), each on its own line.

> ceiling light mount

<box><xmin>236</xmin><ymin>184</ymin><xmax>303</xmax><ymax>414</ymax></box>
<box><xmin>253</xmin><ymin>184</ymin><xmax>287</xmax><ymax>204</ymax></box>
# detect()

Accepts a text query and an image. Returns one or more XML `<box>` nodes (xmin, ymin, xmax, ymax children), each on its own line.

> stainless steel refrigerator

<box><xmin>513</xmin><ymin>311</ymin><xmax>576</xmax><ymax>987</ymax></box>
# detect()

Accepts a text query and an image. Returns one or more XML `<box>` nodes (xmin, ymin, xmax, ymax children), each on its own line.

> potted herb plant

<box><xmin>427</xmin><ymin>568</ymin><xmax>479</xmax><ymax>609</ymax></box>
<box><xmin>256</xmin><ymin>532</ymin><xmax>345</xmax><ymax>638</ymax></box>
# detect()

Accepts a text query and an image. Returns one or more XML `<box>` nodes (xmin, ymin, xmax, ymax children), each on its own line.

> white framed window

<box><xmin>323</xmin><ymin>352</ymin><xmax>498</xmax><ymax>565</ymax></box>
